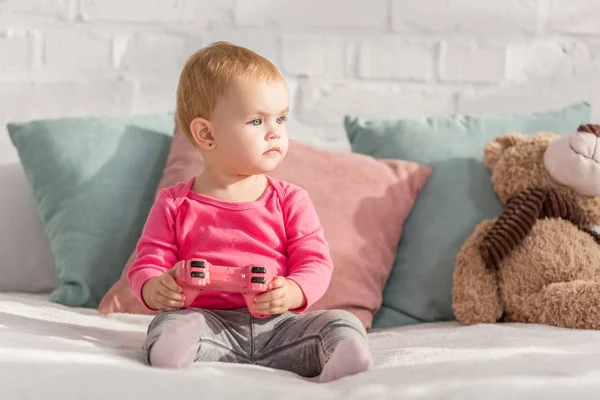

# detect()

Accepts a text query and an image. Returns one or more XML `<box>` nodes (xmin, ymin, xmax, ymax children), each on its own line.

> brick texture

<box><xmin>44</xmin><ymin>31</ymin><xmax>112</xmax><ymax>71</ymax></box>
<box><xmin>234</xmin><ymin>0</ymin><xmax>388</xmax><ymax>28</ymax></box>
<box><xmin>0</xmin><ymin>30</ymin><xmax>31</xmax><ymax>70</ymax></box>
<box><xmin>391</xmin><ymin>0</ymin><xmax>539</xmax><ymax>33</ymax></box>
<box><xmin>358</xmin><ymin>37</ymin><xmax>435</xmax><ymax>81</ymax></box>
<box><xmin>439</xmin><ymin>40</ymin><xmax>507</xmax><ymax>84</ymax></box>
<box><xmin>2</xmin><ymin>0</ymin><xmax>600</xmax><ymax>160</ymax></box>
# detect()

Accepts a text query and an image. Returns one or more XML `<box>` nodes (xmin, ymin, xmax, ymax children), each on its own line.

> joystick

<box><xmin>174</xmin><ymin>259</ymin><xmax>275</xmax><ymax>318</ymax></box>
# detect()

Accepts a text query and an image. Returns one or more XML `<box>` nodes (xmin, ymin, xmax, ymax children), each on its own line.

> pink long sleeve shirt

<box><xmin>128</xmin><ymin>175</ymin><xmax>333</xmax><ymax>313</ymax></box>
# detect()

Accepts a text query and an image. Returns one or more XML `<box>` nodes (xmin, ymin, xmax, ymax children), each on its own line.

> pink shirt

<box><xmin>128</xmin><ymin>176</ymin><xmax>333</xmax><ymax>313</ymax></box>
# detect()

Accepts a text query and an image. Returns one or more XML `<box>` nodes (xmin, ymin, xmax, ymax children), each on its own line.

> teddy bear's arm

<box><xmin>452</xmin><ymin>219</ymin><xmax>504</xmax><ymax>325</ymax></box>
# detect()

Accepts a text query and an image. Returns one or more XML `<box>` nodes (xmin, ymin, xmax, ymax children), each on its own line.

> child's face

<box><xmin>209</xmin><ymin>77</ymin><xmax>289</xmax><ymax>176</ymax></box>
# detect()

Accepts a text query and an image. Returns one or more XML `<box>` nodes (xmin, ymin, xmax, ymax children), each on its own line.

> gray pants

<box><xmin>143</xmin><ymin>307</ymin><xmax>368</xmax><ymax>378</ymax></box>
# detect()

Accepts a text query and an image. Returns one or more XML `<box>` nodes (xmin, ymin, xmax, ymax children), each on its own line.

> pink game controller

<box><xmin>174</xmin><ymin>259</ymin><xmax>275</xmax><ymax>318</ymax></box>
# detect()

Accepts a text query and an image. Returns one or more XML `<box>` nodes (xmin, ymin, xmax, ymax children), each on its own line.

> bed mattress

<box><xmin>1</xmin><ymin>292</ymin><xmax>600</xmax><ymax>400</ymax></box>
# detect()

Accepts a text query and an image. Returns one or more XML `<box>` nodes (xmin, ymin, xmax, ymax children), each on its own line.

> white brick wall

<box><xmin>391</xmin><ymin>0</ymin><xmax>540</xmax><ymax>33</ymax></box>
<box><xmin>439</xmin><ymin>40</ymin><xmax>507</xmax><ymax>84</ymax></box>
<box><xmin>44</xmin><ymin>30</ymin><xmax>113</xmax><ymax>72</ymax></box>
<box><xmin>2</xmin><ymin>0</ymin><xmax>600</xmax><ymax>163</ymax></box>
<box><xmin>234</xmin><ymin>0</ymin><xmax>388</xmax><ymax>28</ymax></box>
<box><xmin>358</xmin><ymin>37</ymin><xmax>435</xmax><ymax>81</ymax></box>
<box><xmin>0</xmin><ymin>30</ymin><xmax>31</xmax><ymax>70</ymax></box>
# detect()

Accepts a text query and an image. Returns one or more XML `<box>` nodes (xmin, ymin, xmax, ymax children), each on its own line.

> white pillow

<box><xmin>0</xmin><ymin>162</ymin><xmax>59</xmax><ymax>292</ymax></box>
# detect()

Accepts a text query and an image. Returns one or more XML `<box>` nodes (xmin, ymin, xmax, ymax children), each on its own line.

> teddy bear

<box><xmin>452</xmin><ymin>123</ymin><xmax>600</xmax><ymax>330</ymax></box>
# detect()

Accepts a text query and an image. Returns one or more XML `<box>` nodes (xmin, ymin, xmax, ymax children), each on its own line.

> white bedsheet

<box><xmin>1</xmin><ymin>293</ymin><xmax>600</xmax><ymax>400</ymax></box>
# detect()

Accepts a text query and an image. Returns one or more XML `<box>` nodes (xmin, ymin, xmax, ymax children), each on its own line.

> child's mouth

<box><xmin>264</xmin><ymin>147</ymin><xmax>280</xmax><ymax>155</ymax></box>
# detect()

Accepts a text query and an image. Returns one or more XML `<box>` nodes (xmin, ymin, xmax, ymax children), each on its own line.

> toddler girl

<box><xmin>128</xmin><ymin>41</ymin><xmax>373</xmax><ymax>382</ymax></box>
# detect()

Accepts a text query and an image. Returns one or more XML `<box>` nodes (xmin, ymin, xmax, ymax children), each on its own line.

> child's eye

<box><xmin>249</xmin><ymin>119</ymin><xmax>261</xmax><ymax>126</ymax></box>
<box><xmin>276</xmin><ymin>116</ymin><xmax>287</xmax><ymax>124</ymax></box>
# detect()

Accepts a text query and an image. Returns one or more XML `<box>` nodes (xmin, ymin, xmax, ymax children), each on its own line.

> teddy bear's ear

<box><xmin>483</xmin><ymin>134</ymin><xmax>525</xmax><ymax>171</ymax></box>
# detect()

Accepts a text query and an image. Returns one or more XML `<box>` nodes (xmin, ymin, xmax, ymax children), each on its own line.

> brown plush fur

<box><xmin>452</xmin><ymin>132</ymin><xmax>600</xmax><ymax>329</ymax></box>
<box><xmin>484</xmin><ymin>133</ymin><xmax>600</xmax><ymax>221</ymax></box>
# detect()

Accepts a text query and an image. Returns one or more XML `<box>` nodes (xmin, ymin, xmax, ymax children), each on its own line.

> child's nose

<box><xmin>267</xmin><ymin>126</ymin><xmax>281</xmax><ymax>139</ymax></box>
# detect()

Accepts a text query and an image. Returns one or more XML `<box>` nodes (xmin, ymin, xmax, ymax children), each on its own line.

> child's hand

<box><xmin>142</xmin><ymin>267</ymin><xmax>185</xmax><ymax>312</ymax></box>
<box><xmin>254</xmin><ymin>277</ymin><xmax>306</xmax><ymax>315</ymax></box>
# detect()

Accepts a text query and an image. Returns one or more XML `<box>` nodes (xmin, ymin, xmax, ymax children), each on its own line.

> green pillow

<box><xmin>8</xmin><ymin>114</ymin><xmax>174</xmax><ymax>308</ymax></box>
<box><xmin>344</xmin><ymin>102</ymin><xmax>591</xmax><ymax>328</ymax></box>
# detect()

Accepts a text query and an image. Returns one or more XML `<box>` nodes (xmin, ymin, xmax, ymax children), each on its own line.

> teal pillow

<box><xmin>8</xmin><ymin>114</ymin><xmax>174</xmax><ymax>308</ymax></box>
<box><xmin>344</xmin><ymin>102</ymin><xmax>591</xmax><ymax>328</ymax></box>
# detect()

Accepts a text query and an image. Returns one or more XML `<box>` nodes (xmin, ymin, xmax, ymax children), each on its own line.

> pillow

<box><xmin>8</xmin><ymin>114</ymin><xmax>174</xmax><ymax>307</ymax></box>
<box><xmin>344</xmin><ymin>101</ymin><xmax>591</xmax><ymax>328</ymax></box>
<box><xmin>98</xmin><ymin>123</ymin><xmax>432</xmax><ymax>330</ymax></box>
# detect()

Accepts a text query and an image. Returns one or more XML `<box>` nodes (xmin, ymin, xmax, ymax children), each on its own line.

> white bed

<box><xmin>4</xmin><ymin>145</ymin><xmax>600</xmax><ymax>400</ymax></box>
<box><xmin>2</xmin><ymin>292</ymin><xmax>600</xmax><ymax>400</ymax></box>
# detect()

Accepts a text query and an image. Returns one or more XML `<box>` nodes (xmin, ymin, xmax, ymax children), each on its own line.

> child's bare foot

<box><xmin>149</xmin><ymin>313</ymin><xmax>207</xmax><ymax>368</ymax></box>
<box><xmin>319</xmin><ymin>338</ymin><xmax>373</xmax><ymax>382</ymax></box>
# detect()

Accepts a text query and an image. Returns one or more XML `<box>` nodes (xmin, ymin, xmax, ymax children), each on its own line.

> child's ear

<box><xmin>484</xmin><ymin>134</ymin><xmax>525</xmax><ymax>171</ymax></box>
<box><xmin>190</xmin><ymin>117</ymin><xmax>215</xmax><ymax>150</ymax></box>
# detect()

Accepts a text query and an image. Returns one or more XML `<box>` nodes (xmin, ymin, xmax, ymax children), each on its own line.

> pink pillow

<box><xmin>98</xmin><ymin>124</ymin><xmax>431</xmax><ymax>329</ymax></box>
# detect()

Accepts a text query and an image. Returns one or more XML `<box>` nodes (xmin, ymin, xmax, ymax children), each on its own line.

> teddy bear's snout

<box><xmin>570</xmin><ymin>128</ymin><xmax>600</xmax><ymax>163</ymax></box>
<box><xmin>543</xmin><ymin>125</ymin><xmax>600</xmax><ymax>196</ymax></box>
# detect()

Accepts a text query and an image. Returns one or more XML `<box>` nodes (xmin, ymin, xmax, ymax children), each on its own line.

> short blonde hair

<box><xmin>176</xmin><ymin>41</ymin><xmax>284</xmax><ymax>143</ymax></box>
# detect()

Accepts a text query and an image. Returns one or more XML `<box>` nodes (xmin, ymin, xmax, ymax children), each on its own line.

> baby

<box><xmin>128</xmin><ymin>41</ymin><xmax>373</xmax><ymax>382</ymax></box>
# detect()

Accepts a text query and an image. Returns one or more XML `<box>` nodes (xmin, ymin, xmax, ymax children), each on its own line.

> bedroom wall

<box><xmin>1</xmin><ymin>0</ymin><xmax>600</xmax><ymax>162</ymax></box>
